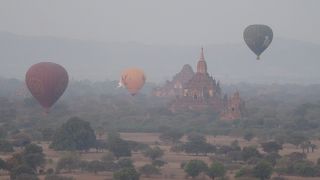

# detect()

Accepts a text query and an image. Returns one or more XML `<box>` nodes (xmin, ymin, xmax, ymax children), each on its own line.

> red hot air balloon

<box><xmin>25</xmin><ymin>62</ymin><xmax>69</xmax><ymax>113</ymax></box>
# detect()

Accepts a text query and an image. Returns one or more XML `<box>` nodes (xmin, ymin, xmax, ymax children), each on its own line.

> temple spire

<box><xmin>200</xmin><ymin>47</ymin><xmax>205</xmax><ymax>61</ymax></box>
<box><xmin>197</xmin><ymin>47</ymin><xmax>207</xmax><ymax>74</ymax></box>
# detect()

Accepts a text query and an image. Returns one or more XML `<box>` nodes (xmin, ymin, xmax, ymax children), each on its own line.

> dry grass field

<box><xmin>1</xmin><ymin>133</ymin><xmax>320</xmax><ymax>180</ymax></box>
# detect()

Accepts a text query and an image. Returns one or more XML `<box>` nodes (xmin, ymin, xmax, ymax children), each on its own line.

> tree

<box><xmin>187</xmin><ymin>133</ymin><xmax>206</xmax><ymax>143</ymax></box>
<box><xmin>0</xmin><ymin>97</ymin><xmax>16</xmax><ymax>123</ymax></box>
<box><xmin>300</xmin><ymin>142</ymin><xmax>310</xmax><ymax>153</ymax></box>
<box><xmin>0</xmin><ymin>126</ymin><xmax>7</xmax><ymax>139</ymax></box>
<box><xmin>184</xmin><ymin>160</ymin><xmax>208</xmax><ymax>178</ymax></box>
<box><xmin>40</xmin><ymin>128</ymin><xmax>55</xmax><ymax>141</ymax></box>
<box><xmin>11</xmin><ymin>132</ymin><xmax>32</xmax><ymax>147</ymax></box>
<box><xmin>292</xmin><ymin>160</ymin><xmax>318</xmax><ymax>177</ymax></box>
<box><xmin>117</xmin><ymin>158</ymin><xmax>134</xmax><ymax>169</ymax></box>
<box><xmin>127</xmin><ymin>141</ymin><xmax>149</xmax><ymax>153</ymax></box>
<box><xmin>139</xmin><ymin>164</ymin><xmax>160</xmax><ymax>177</ymax></box>
<box><xmin>0</xmin><ymin>139</ymin><xmax>13</xmax><ymax>152</ymax></box>
<box><xmin>10</xmin><ymin>164</ymin><xmax>36</xmax><ymax>180</ymax></box>
<box><xmin>86</xmin><ymin>160</ymin><xmax>105</xmax><ymax>174</ymax></box>
<box><xmin>143</xmin><ymin>146</ymin><xmax>164</xmax><ymax>161</ymax></box>
<box><xmin>206</xmin><ymin>161</ymin><xmax>226</xmax><ymax>180</ymax></box>
<box><xmin>152</xmin><ymin>159</ymin><xmax>166</xmax><ymax>168</ymax></box>
<box><xmin>95</xmin><ymin>139</ymin><xmax>108</xmax><ymax>152</ymax></box>
<box><xmin>50</xmin><ymin>117</ymin><xmax>96</xmax><ymax>151</ymax></box>
<box><xmin>22</xmin><ymin>144</ymin><xmax>45</xmax><ymax>170</ymax></box>
<box><xmin>230</xmin><ymin>140</ymin><xmax>241</xmax><ymax>151</ymax></box>
<box><xmin>0</xmin><ymin>158</ymin><xmax>6</xmax><ymax>171</ymax></box>
<box><xmin>287</xmin><ymin>134</ymin><xmax>308</xmax><ymax>148</ymax></box>
<box><xmin>244</xmin><ymin>131</ymin><xmax>254</xmax><ymax>141</ymax></box>
<box><xmin>24</xmin><ymin>143</ymin><xmax>43</xmax><ymax>154</ymax></box>
<box><xmin>107</xmin><ymin>132</ymin><xmax>131</xmax><ymax>159</ymax></box>
<box><xmin>113</xmin><ymin>167</ymin><xmax>140</xmax><ymax>180</ymax></box>
<box><xmin>310</xmin><ymin>143</ymin><xmax>317</xmax><ymax>152</ymax></box>
<box><xmin>159</xmin><ymin>129</ymin><xmax>183</xmax><ymax>144</ymax></box>
<box><xmin>264</xmin><ymin>152</ymin><xmax>281</xmax><ymax>167</ymax></box>
<box><xmin>182</xmin><ymin>133</ymin><xmax>216</xmax><ymax>156</ymax></box>
<box><xmin>261</xmin><ymin>141</ymin><xmax>283</xmax><ymax>154</ymax></box>
<box><xmin>242</xmin><ymin>146</ymin><xmax>261</xmax><ymax>161</ymax></box>
<box><xmin>253</xmin><ymin>160</ymin><xmax>273</xmax><ymax>180</ymax></box>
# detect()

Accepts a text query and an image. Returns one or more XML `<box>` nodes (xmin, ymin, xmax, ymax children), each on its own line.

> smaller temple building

<box><xmin>153</xmin><ymin>48</ymin><xmax>245</xmax><ymax>121</ymax></box>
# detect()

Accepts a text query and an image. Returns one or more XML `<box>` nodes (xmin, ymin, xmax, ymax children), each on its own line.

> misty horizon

<box><xmin>0</xmin><ymin>0</ymin><xmax>320</xmax><ymax>84</ymax></box>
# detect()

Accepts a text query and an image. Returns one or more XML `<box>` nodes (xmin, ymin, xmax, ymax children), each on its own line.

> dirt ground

<box><xmin>1</xmin><ymin>133</ymin><xmax>320</xmax><ymax>180</ymax></box>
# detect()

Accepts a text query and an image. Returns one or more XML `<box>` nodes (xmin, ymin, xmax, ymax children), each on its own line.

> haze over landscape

<box><xmin>1</xmin><ymin>1</ymin><xmax>320</xmax><ymax>180</ymax></box>
<box><xmin>0</xmin><ymin>0</ymin><xmax>320</xmax><ymax>83</ymax></box>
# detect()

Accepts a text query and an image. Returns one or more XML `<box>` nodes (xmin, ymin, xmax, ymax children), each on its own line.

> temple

<box><xmin>153</xmin><ymin>48</ymin><xmax>245</xmax><ymax>120</ymax></box>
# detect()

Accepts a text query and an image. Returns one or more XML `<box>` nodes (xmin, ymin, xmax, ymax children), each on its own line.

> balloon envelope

<box><xmin>25</xmin><ymin>62</ymin><xmax>69</xmax><ymax>112</ymax></box>
<box><xmin>243</xmin><ymin>24</ymin><xmax>273</xmax><ymax>60</ymax></box>
<box><xmin>121</xmin><ymin>68</ymin><xmax>146</xmax><ymax>96</ymax></box>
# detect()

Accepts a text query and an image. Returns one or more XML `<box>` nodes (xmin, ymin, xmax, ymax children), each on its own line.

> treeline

<box><xmin>0</xmin><ymin>78</ymin><xmax>320</xmax><ymax>140</ymax></box>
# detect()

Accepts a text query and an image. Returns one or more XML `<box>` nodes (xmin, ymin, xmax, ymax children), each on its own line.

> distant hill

<box><xmin>0</xmin><ymin>31</ymin><xmax>319</xmax><ymax>84</ymax></box>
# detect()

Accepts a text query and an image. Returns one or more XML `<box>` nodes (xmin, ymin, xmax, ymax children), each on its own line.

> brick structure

<box><xmin>153</xmin><ymin>48</ymin><xmax>245</xmax><ymax>120</ymax></box>
<box><xmin>152</xmin><ymin>64</ymin><xmax>194</xmax><ymax>97</ymax></box>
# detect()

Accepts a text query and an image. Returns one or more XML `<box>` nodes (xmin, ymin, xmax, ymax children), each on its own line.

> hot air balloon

<box><xmin>121</xmin><ymin>68</ymin><xmax>146</xmax><ymax>96</ymax></box>
<box><xmin>25</xmin><ymin>62</ymin><xmax>69</xmax><ymax>113</ymax></box>
<box><xmin>243</xmin><ymin>24</ymin><xmax>273</xmax><ymax>60</ymax></box>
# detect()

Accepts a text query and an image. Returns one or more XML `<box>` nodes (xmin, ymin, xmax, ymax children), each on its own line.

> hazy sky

<box><xmin>0</xmin><ymin>0</ymin><xmax>319</xmax><ymax>45</ymax></box>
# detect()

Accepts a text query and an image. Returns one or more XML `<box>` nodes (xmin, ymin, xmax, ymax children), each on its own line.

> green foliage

<box><xmin>263</xmin><ymin>152</ymin><xmax>281</xmax><ymax>167</ymax></box>
<box><xmin>0</xmin><ymin>126</ymin><xmax>8</xmax><ymax>139</ymax></box>
<box><xmin>107</xmin><ymin>132</ymin><xmax>131</xmax><ymax>158</ymax></box>
<box><xmin>182</xmin><ymin>133</ymin><xmax>216</xmax><ymax>155</ymax></box>
<box><xmin>50</xmin><ymin>117</ymin><xmax>96</xmax><ymax>151</ymax></box>
<box><xmin>287</xmin><ymin>133</ymin><xmax>308</xmax><ymax>147</ymax></box>
<box><xmin>231</xmin><ymin>140</ymin><xmax>241</xmax><ymax>151</ymax></box>
<box><xmin>235</xmin><ymin>166</ymin><xmax>253</xmax><ymax>178</ymax></box>
<box><xmin>127</xmin><ymin>141</ymin><xmax>149</xmax><ymax>152</ymax></box>
<box><xmin>5</xmin><ymin>143</ymin><xmax>45</xmax><ymax>173</ymax></box>
<box><xmin>159</xmin><ymin>129</ymin><xmax>183</xmax><ymax>144</ymax></box>
<box><xmin>11</xmin><ymin>132</ymin><xmax>32</xmax><ymax>147</ymax></box>
<box><xmin>0</xmin><ymin>158</ymin><xmax>6</xmax><ymax>170</ymax></box>
<box><xmin>40</xmin><ymin>128</ymin><xmax>55</xmax><ymax>141</ymax></box>
<box><xmin>187</xmin><ymin>132</ymin><xmax>206</xmax><ymax>143</ymax></box>
<box><xmin>242</xmin><ymin>146</ymin><xmax>261</xmax><ymax>161</ymax></box>
<box><xmin>152</xmin><ymin>159</ymin><xmax>166</xmax><ymax>168</ymax></box>
<box><xmin>143</xmin><ymin>146</ymin><xmax>164</xmax><ymax>161</ymax></box>
<box><xmin>94</xmin><ymin>139</ymin><xmax>108</xmax><ymax>152</ymax></box>
<box><xmin>117</xmin><ymin>158</ymin><xmax>134</xmax><ymax>169</ymax></box>
<box><xmin>291</xmin><ymin>161</ymin><xmax>318</xmax><ymax>177</ymax></box>
<box><xmin>85</xmin><ymin>160</ymin><xmax>105</xmax><ymax>174</ymax></box>
<box><xmin>139</xmin><ymin>164</ymin><xmax>160</xmax><ymax>177</ymax></box>
<box><xmin>24</xmin><ymin>143</ymin><xmax>43</xmax><ymax>154</ymax></box>
<box><xmin>0</xmin><ymin>139</ymin><xmax>13</xmax><ymax>152</ymax></box>
<box><xmin>244</xmin><ymin>131</ymin><xmax>254</xmax><ymax>141</ymax></box>
<box><xmin>113</xmin><ymin>167</ymin><xmax>140</xmax><ymax>180</ymax></box>
<box><xmin>253</xmin><ymin>160</ymin><xmax>273</xmax><ymax>180</ymax></box>
<box><xmin>10</xmin><ymin>164</ymin><xmax>36</xmax><ymax>180</ymax></box>
<box><xmin>0</xmin><ymin>97</ymin><xmax>16</xmax><ymax>123</ymax></box>
<box><xmin>23</xmin><ymin>153</ymin><xmax>45</xmax><ymax>170</ymax></box>
<box><xmin>206</xmin><ymin>161</ymin><xmax>226</xmax><ymax>180</ymax></box>
<box><xmin>184</xmin><ymin>159</ymin><xmax>208</xmax><ymax>178</ymax></box>
<box><xmin>261</xmin><ymin>141</ymin><xmax>283</xmax><ymax>153</ymax></box>
<box><xmin>22</xmin><ymin>144</ymin><xmax>45</xmax><ymax>170</ymax></box>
